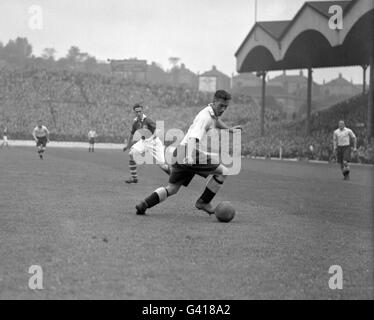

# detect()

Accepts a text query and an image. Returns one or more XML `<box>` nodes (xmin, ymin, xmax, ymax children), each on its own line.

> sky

<box><xmin>0</xmin><ymin>0</ymin><xmax>367</xmax><ymax>84</ymax></box>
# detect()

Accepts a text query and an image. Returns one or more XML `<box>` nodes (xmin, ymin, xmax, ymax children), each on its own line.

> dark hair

<box><xmin>133</xmin><ymin>104</ymin><xmax>143</xmax><ymax>111</ymax></box>
<box><xmin>214</xmin><ymin>90</ymin><xmax>231</xmax><ymax>102</ymax></box>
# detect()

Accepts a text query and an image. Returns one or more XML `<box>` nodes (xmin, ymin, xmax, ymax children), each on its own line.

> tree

<box><xmin>66</xmin><ymin>46</ymin><xmax>84</xmax><ymax>63</ymax></box>
<box><xmin>41</xmin><ymin>47</ymin><xmax>56</xmax><ymax>60</ymax></box>
<box><xmin>0</xmin><ymin>41</ymin><xmax>4</xmax><ymax>59</ymax></box>
<box><xmin>83</xmin><ymin>56</ymin><xmax>98</xmax><ymax>72</ymax></box>
<box><xmin>65</xmin><ymin>46</ymin><xmax>98</xmax><ymax>71</ymax></box>
<box><xmin>168</xmin><ymin>57</ymin><xmax>180</xmax><ymax>69</ymax></box>
<box><xmin>2</xmin><ymin>37</ymin><xmax>33</xmax><ymax>65</ymax></box>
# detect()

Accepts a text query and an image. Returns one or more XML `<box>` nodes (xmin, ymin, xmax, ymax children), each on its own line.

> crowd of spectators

<box><xmin>243</xmin><ymin>94</ymin><xmax>373</xmax><ymax>164</ymax></box>
<box><xmin>0</xmin><ymin>68</ymin><xmax>256</xmax><ymax>141</ymax></box>
<box><xmin>0</xmin><ymin>67</ymin><xmax>372</xmax><ymax>163</ymax></box>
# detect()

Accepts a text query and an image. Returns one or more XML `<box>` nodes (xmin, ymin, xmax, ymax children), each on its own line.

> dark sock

<box><xmin>199</xmin><ymin>188</ymin><xmax>216</xmax><ymax>204</ymax></box>
<box><xmin>144</xmin><ymin>192</ymin><xmax>160</xmax><ymax>209</ymax></box>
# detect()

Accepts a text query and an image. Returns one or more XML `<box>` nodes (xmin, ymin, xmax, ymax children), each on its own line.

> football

<box><xmin>215</xmin><ymin>201</ymin><xmax>236</xmax><ymax>223</ymax></box>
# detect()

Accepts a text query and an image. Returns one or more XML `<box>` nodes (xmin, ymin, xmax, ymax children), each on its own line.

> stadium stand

<box><xmin>0</xmin><ymin>68</ymin><xmax>372</xmax><ymax>163</ymax></box>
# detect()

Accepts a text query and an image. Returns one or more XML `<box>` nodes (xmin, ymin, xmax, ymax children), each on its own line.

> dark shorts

<box><xmin>36</xmin><ymin>136</ymin><xmax>47</xmax><ymax>147</ymax></box>
<box><xmin>89</xmin><ymin>138</ymin><xmax>95</xmax><ymax>144</ymax></box>
<box><xmin>169</xmin><ymin>163</ymin><xmax>220</xmax><ymax>187</ymax></box>
<box><xmin>337</xmin><ymin>146</ymin><xmax>351</xmax><ymax>164</ymax></box>
<box><xmin>168</xmin><ymin>146</ymin><xmax>220</xmax><ymax>187</ymax></box>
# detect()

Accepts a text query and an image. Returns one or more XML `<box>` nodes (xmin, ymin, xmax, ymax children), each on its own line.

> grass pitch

<box><xmin>0</xmin><ymin>147</ymin><xmax>373</xmax><ymax>299</ymax></box>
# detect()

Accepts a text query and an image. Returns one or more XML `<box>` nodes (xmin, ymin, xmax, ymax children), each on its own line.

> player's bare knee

<box><xmin>166</xmin><ymin>184</ymin><xmax>180</xmax><ymax>196</ymax></box>
<box><xmin>214</xmin><ymin>165</ymin><xmax>229</xmax><ymax>177</ymax></box>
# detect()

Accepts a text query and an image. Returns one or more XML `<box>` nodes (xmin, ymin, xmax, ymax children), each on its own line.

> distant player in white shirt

<box><xmin>32</xmin><ymin>120</ymin><xmax>50</xmax><ymax>160</ymax></box>
<box><xmin>88</xmin><ymin>129</ymin><xmax>97</xmax><ymax>152</ymax></box>
<box><xmin>1</xmin><ymin>127</ymin><xmax>10</xmax><ymax>149</ymax></box>
<box><xmin>333</xmin><ymin>120</ymin><xmax>357</xmax><ymax>180</ymax></box>
<box><xmin>135</xmin><ymin>90</ymin><xmax>242</xmax><ymax>216</ymax></box>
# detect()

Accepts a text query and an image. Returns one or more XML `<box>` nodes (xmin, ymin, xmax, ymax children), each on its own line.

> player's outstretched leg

<box><xmin>135</xmin><ymin>183</ymin><xmax>181</xmax><ymax>215</ymax></box>
<box><xmin>195</xmin><ymin>173</ymin><xmax>227</xmax><ymax>215</ymax></box>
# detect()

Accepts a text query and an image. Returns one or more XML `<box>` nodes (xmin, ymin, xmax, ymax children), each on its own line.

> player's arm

<box><xmin>333</xmin><ymin>131</ymin><xmax>338</xmax><ymax>152</ymax></box>
<box><xmin>146</xmin><ymin>118</ymin><xmax>157</xmax><ymax>137</ymax></box>
<box><xmin>45</xmin><ymin>127</ymin><xmax>50</xmax><ymax>142</ymax></box>
<box><xmin>349</xmin><ymin>130</ymin><xmax>357</xmax><ymax>150</ymax></box>
<box><xmin>216</xmin><ymin>119</ymin><xmax>242</xmax><ymax>132</ymax></box>
<box><xmin>124</xmin><ymin>121</ymin><xmax>137</xmax><ymax>151</ymax></box>
<box><xmin>32</xmin><ymin>128</ymin><xmax>37</xmax><ymax>142</ymax></box>
<box><xmin>185</xmin><ymin>137</ymin><xmax>199</xmax><ymax>164</ymax></box>
<box><xmin>124</xmin><ymin>133</ymin><xmax>134</xmax><ymax>151</ymax></box>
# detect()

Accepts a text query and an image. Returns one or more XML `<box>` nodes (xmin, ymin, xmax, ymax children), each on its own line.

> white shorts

<box><xmin>3</xmin><ymin>136</ymin><xmax>8</xmax><ymax>143</ymax></box>
<box><xmin>130</xmin><ymin>136</ymin><xmax>165</xmax><ymax>165</ymax></box>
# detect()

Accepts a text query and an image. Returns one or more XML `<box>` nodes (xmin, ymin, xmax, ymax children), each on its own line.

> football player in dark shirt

<box><xmin>123</xmin><ymin>104</ymin><xmax>170</xmax><ymax>183</ymax></box>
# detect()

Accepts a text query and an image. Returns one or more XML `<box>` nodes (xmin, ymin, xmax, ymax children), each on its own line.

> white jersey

<box><xmin>33</xmin><ymin>126</ymin><xmax>49</xmax><ymax>138</ymax></box>
<box><xmin>88</xmin><ymin>130</ymin><xmax>97</xmax><ymax>139</ymax></box>
<box><xmin>180</xmin><ymin>104</ymin><xmax>219</xmax><ymax>156</ymax></box>
<box><xmin>333</xmin><ymin>127</ymin><xmax>356</xmax><ymax>147</ymax></box>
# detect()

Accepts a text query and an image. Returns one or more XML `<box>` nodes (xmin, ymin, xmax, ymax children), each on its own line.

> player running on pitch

<box><xmin>88</xmin><ymin>129</ymin><xmax>98</xmax><ymax>152</ymax></box>
<box><xmin>123</xmin><ymin>103</ymin><xmax>170</xmax><ymax>184</ymax></box>
<box><xmin>32</xmin><ymin>120</ymin><xmax>50</xmax><ymax>160</ymax></box>
<box><xmin>333</xmin><ymin>120</ymin><xmax>357</xmax><ymax>180</ymax></box>
<box><xmin>1</xmin><ymin>127</ymin><xmax>10</xmax><ymax>149</ymax></box>
<box><xmin>135</xmin><ymin>90</ymin><xmax>241</xmax><ymax>216</ymax></box>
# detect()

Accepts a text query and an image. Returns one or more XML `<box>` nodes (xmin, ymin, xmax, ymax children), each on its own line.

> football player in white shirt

<box><xmin>88</xmin><ymin>129</ymin><xmax>97</xmax><ymax>152</ymax></box>
<box><xmin>135</xmin><ymin>90</ymin><xmax>242</xmax><ymax>216</ymax></box>
<box><xmin>1</xmin><ymin>127</ymin><xmax>10</xmax><ymax>149</ymax></box>
<box><xmin>333</xmin><ymin>120</ymin><xmax>357</xmax><ymax>180</ymax></box>
<box><xmin>32</xmin><ymin>120</ymin><xmax>50</xmax><ymax>159</ymax></box>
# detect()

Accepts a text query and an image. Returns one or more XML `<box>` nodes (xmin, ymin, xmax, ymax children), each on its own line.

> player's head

<box><xmin>212</xmin><ymin>90</ymin><xmax>231</xmax><ymax>117</ymax></box>
<box><xmin>338</xmin><ymin>120</ymin><xmax>345</xmax><ymax>130</ymax></box>
<box><xmin>37</xmin><ymin>120</ymin><xmax>43</xmax><ymax>128</ymax></box>
<box><xmin>133</xmin><ymin>104</ymin><xmax>144</xmax><ymax>120</ymax></box>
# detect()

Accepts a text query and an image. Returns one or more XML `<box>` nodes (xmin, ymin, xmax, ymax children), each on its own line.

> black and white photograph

<box><xmin>0</xmin><ymin>0</ymin><xmax>373</xmax><ymax>305</ymax></box>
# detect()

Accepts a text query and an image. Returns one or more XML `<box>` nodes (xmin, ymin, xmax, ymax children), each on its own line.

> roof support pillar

<box><xmin>260</xmin><ymin>71</ymin><xmax>267</xmax><ymax>137</ymax></box>
<box><xmin>362</xmin><ymin>65</ymin><xmax>368</xmax><ymax>94</ymax></box>
<box><xmin>368</xmin><ymin>53</ymin><xmax>374</xmax><ymax>142</ymax></box>
<box><xmin>305</xmin><ymin>68</ymin><xmax>313</xmax><ymax>136</ymax></box>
